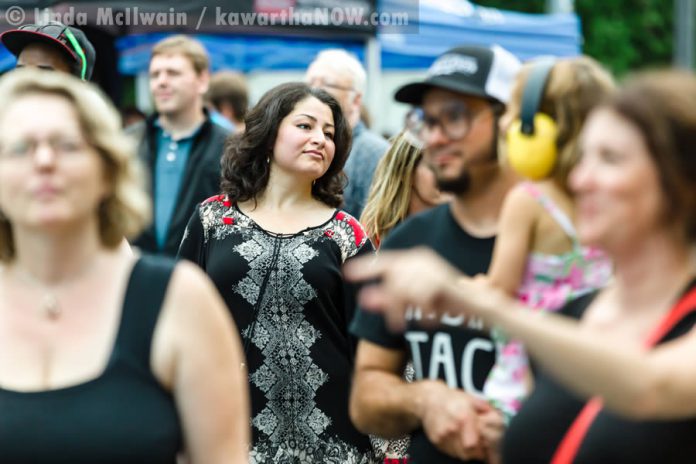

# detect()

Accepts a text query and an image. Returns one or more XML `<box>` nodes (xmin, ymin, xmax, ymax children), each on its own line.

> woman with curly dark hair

<box><xmin>179</xmin><ymin>82</ymin><xmax>376</xmax><ymax>463</ymax></box>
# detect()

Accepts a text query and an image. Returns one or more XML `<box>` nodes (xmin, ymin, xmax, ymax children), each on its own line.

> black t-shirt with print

<box><xmin>350</xmin><ymin>204</ymin><xmax>496</xmax><ymax>464</ymax></box>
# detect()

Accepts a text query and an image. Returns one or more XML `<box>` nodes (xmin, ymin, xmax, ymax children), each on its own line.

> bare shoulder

<box><xmin>167</xmin><ymin>261</ymin><xmax>218</xmax><ymax>305</ymax></box>
<box><xmin>152</xmin><ymin>261</ymin><xmax>234</xmax><ymax>388</ymax></box>
<box><xmin>506</xmin><ymin>182</ymin><xmax>543</xmax><ymax>210</ymax></box>
<box><xmin>536</xmin><ymin>180</ymin><xmax>574</xmax><ymax>212</ymax></box>
<box><xmin>161</xmin><ymin>261</ymin><xmax>233</xmax><ymax>330</ymax></box>
<box><xmin>500</xmin><ymin>182</ymin><xmax>543</xmax><ymax>225</ymax></box>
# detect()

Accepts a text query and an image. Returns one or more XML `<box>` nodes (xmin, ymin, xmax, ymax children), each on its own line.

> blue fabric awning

<box><xmin>0</xmin><ymin>0</ymin><xmax>581</xmax><ymax>73</ymax></box>
<box><xmin>380</xmin><ymin>0</ymin><xmax>581</xmax><ymax>67</ymax></box>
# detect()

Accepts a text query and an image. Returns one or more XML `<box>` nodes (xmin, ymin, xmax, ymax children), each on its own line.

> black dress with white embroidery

<box><xmin>179</xmin><ymin>195</ymin><xmax>376</xmax><ymax>464</ymax></box>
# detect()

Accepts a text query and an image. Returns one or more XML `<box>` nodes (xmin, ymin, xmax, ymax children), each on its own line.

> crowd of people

<box><xmin>0</xmin><ymin>19</ymin><xmax>695</xmax><ymax>464</ymax></box>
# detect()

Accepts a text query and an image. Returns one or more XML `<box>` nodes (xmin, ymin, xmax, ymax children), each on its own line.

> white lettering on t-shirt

<box><xmin>462</xmin><ymin>337</ymin><xmax>494</xmax><ymax>395</ymax></box>
<box><xmin>405</xmin><ymin>331</ymin><xmax>429</xmax><ymax>380</ymax></box>
<box><xmin>428</xmin><ymin>333</ymin><xmax>458</xmax><ymax>388</ymax></box>
<box><xmin>409</xmin><ymin>306</ymin><xmax>485</xmax><ymax>330</ymax></box>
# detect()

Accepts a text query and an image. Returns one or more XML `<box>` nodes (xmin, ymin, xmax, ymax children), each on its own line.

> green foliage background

<box><xmin>475</xmin><ymin>0</ymin><xmax>674</xmax><ymax>75</ymax></box>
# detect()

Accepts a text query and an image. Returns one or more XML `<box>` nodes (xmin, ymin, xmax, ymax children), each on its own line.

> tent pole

<box><xmin>136</xmin><ymin>72</ymin><xmax>153</xmax><ymax>114</ymax></box>
<box><xmin>674</xmin><ymin>0</ymin><xmax>695</xmax><ymax>68</ymax></box>
<box><xmin>546</xmin><ymin>0</ymin><xmax>574</xmax><ymax>13</ymax></box>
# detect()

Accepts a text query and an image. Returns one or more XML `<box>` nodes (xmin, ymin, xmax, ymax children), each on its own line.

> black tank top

<box><xmin>503</xmin><ymin>282</ymin><xmax>696</xmax><ymax>463</ymax></box>
<box><xmin>0</xmin><ymin>255</ymin><xmax>182</xmax><ymax>463</ymax></box>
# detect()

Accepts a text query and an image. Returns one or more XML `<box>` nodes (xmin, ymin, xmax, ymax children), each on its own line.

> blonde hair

<box><xmin>0</xmin><ymin>69</ymin><xmax>151</xmax><ymax>261</ymax></box>
<box><xmin>505</xmin><ymin>56</ymin><xmax>615</xmax><ymax>190</ymax></box>
<box><xmin>151</xmin><ymin>35</ymin><xmax>210</xmax><ymax>75</ymax></box>
<box><xmin>360</xmin><ymin>131</ymin><xmax>422</xmax><ymax>246</ymax></box>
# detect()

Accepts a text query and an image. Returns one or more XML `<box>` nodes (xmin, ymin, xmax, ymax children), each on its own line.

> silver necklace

<box><xmin>13</xmin><ymin>261</ymin><xmax>97</xmax><ymax>322</ymax></box>
<box><xmin>15</xmin><ymin>269</ymin><xmax>63</xmax><ymax>321</ymax></box>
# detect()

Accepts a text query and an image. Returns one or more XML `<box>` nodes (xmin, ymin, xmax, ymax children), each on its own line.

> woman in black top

<box><xmin>179</xmin><ymin>82</ymin><xmax>376</xmax><ymax>463</ymax></box>
<box><xmin>0</xmin><ymin>70</ymin><xmax>249</xmax><ymax>463</ymax></box>
<box><xmin>344</xmin><ymin>70</ymin><xmax>696</xmax><ymax>463</ymax></box>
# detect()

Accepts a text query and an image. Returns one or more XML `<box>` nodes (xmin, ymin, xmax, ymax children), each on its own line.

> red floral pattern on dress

<box><xmin>335</xmin><ymin>211</ymin><xmax>367</xmax><ymax>248</ymax></box>
<box><xmin>202</xmin><ymin>194</ymin><xmax>232</xmax><ymax>207</ymax></box>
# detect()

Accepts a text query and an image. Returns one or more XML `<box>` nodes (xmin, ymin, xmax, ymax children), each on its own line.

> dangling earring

<box><xmin>266</xmin><ymin>156</ymin><xmax>270</xmax><ymax>164</ymax></box>
<box><xmin>312</xmin><ymin>180</ymin><xmax>316</xmax><ymax>187</ymax></box>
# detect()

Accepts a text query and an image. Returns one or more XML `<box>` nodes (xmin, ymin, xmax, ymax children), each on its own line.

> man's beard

<box><xmin>434</xmin><ymin>146</ymin><xmax>498</xmax><ymax>194</ymax></box>
<box><xmin>436</xmin><ymin>170</ymin><xmax>471</xmax><ymax>194</ymax></box>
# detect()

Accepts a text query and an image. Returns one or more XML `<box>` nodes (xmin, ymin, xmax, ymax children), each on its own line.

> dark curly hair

<box><xmin>221</xmin><ymin>82</ymin><xmax>351</xmax><ymax>207</ymax></box>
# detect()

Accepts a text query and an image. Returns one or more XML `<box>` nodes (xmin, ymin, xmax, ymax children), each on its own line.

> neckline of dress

<box><xmin>233</xmin><ymin>204</ymin><xmax>339</xmax><ymax>238</ymax></box>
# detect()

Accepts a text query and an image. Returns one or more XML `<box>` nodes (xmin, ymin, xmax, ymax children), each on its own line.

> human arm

<box><xmin>345</xmin><ymin>248</ymin><xmax>696</xmax><ymax>420</ymax></box>
<box><xmin>349</xmin><ymin>340</ymin><xmax>487</xmax><ymax>460</ymax></box>
<box><xmin>486</xmin><ymin>184</ymin><xmax>537</xmax><ymax>295</ymax></box>
<box><xmin>153</xmin><ymin>261</ymin><xmax>250</xmax><ymax>464</ymax></box>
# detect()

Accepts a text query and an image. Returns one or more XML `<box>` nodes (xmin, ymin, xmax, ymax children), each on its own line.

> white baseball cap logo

<box><xmin>427</xmin><ymin>54</ymin><xmax>479</xmax><ymax>77</ymax></box>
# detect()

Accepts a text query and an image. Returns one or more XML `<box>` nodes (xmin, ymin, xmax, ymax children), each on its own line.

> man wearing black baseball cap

<box><xmin>350</xmin><ymin>44</ymin><xmax>521</xmax><ymax>464</ymax></box>
<box><xmin>0</xmin><ymin>21</ymin><xmax>96</xmax><ymax>80</ymax></box>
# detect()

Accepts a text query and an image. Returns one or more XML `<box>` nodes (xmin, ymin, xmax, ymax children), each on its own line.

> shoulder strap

<box><xmin>522</xmin><ymin>182</ymin><xmax>578</xmax><ymax>241</ymax></box>
<box><xmin>551</xmin><ymin>286</ymin><xmax>696</xmax><ymax>464</ymax></box>
<box><xmin>113</xmin><ymin>255</ymin><xmax>176</xmax><ymax>374</ymax></box>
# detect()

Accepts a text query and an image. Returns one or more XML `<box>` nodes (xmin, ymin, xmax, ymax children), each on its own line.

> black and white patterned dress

<box><xmin>179</xmin><ymin>195</ymin><xmax>376</xmax><ymax>464</ymax></box>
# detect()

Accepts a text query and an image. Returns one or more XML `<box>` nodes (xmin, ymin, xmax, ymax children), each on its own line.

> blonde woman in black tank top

<box><xmin>0</xmin><ymin>70</ymin><xmax>249</xmax><ymax>463</ymax></box>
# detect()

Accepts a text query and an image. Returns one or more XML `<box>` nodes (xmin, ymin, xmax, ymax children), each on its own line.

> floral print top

<box><xmin>484</xmin><ymin>182</ymin><xmax>612</xmax><ymax>420</ymax></box>
<box><xmin>178</xmin><ymin>195</ymin><xmax>377</xmax><ymax>464</ymax></box>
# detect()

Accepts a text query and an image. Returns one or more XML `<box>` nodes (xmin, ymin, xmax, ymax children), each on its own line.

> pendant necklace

<box><xmin>14</xmin><ymin>261</ymin><xmax>96</xmax><ymax>322</ymax></box>
<box><xmin>40</xmin><ymin>292</ymin><xmax>61</xmax><ymax>321</ymax></box>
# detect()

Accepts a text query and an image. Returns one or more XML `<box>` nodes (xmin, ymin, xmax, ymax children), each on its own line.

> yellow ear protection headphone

<box><xmin>506</xmin><ymin>59</ymin><xmax>558</xmax><ymax>180</ymax></box>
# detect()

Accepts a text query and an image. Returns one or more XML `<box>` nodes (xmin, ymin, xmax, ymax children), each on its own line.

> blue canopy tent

<box><xmin>115</xmin><ymin>0</ymin><xmax>580</xmax><ymax>74</ymax></box>
<box><xmin>0</xmin><ymin>0</ymin><xmax>580</xmax><ymax>133</ymax></box>
<box><xmin>1</xmin><ymin>0</ymin><xmax>580</xmax><ymax>73</ymax></box>
<box><xmin>379</xmin><ymin>0</ymin><xmax>581</xmax><ymax>68</ymax></box>
<box><xmin>113</xmin><ymin>0</ymin><xmax>580</xmax><ymax>134</ymax></box>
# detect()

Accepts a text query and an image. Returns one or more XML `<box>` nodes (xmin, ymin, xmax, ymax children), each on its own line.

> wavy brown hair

<box><xmin>220</xmin><ymin>82</ymin><xmax>351</xmax><ymax>207</ymax></box>
<box><xmin>604</xmin><ymin>70</ymin><xmax>696</xmax><ymax>243</ymax></box>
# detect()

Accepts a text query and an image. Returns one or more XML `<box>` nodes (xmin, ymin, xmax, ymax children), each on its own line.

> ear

<box><xmin>352</xmin><ymin>91</ymin><xmax>363</xmax><ymax>109</ymax></box>
<box><xmin>198</xmin><ymin>69</ymin><xmax>211</xmax><ymax>95</ymax></box>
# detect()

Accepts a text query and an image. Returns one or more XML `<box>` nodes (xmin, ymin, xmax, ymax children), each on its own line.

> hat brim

<box><xmin>0</xmin><ymin>30</ymin><xmax>78</xmax><ymax>63</ymax></box>
<box><xmin>394</xmin><ymin>80</ymin><xmax>493</xmax><ymax>106</ymax></box>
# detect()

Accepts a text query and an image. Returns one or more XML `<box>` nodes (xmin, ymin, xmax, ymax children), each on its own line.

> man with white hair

<box><xmin>306</xmin><ymin>49</ymin><xmax>389</xmax><ymax>219</ymax></box>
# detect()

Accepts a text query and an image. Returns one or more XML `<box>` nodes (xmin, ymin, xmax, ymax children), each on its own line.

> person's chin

<box><xmin>24</xmin><ymin>213</ymin><xmax>73</xmax><ymax>230</ymax></box>
<box><xmin>155</xmin><ymin>102</ymin><xmax>179</xmax><ymax>115</ymax></box>
<box><xmin>436</xmin><ymin>172</ymin><xmax>470</xmax><ymax>194</ymax></box>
